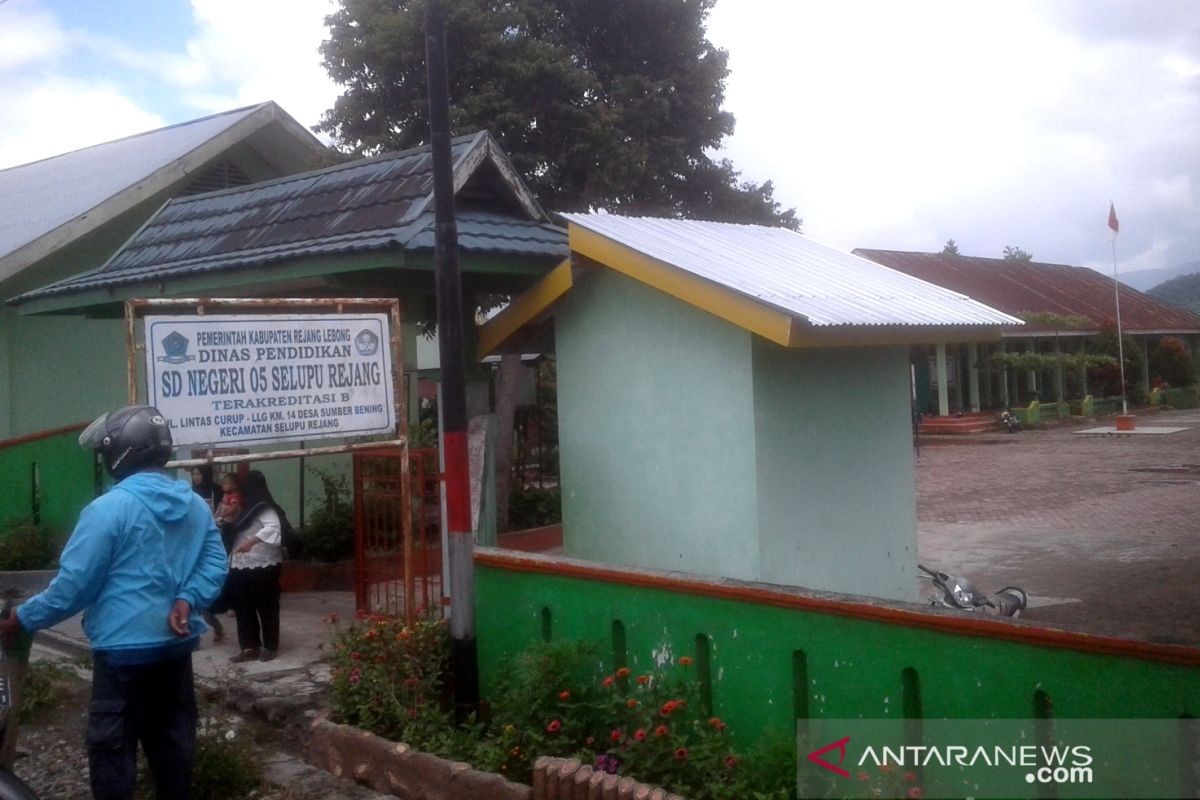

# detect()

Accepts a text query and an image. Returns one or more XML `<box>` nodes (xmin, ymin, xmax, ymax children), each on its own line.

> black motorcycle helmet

<box><xmin>79</xmin><ymin>405</ymin><xmax>173</xmax><ymax>480</ymax></box>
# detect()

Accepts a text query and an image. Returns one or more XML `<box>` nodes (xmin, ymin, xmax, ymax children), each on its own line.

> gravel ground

<box><xmin>10</xmin><ymin>659</ymin><xmax>373</xmax><ymax>800</ymax></box>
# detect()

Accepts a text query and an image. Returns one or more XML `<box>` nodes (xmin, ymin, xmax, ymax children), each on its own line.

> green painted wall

<box><xmin>554</xmin><ymin>269</ymin><xmax>919</xmax><ymax>600</ymax></box>
<box><xmin>0</xmin><ymin>429</ymin><xmax>94</xmax><ymax>534</ymax></box>
<box><xmin>752</xmin><ymin>343</ymin><xmax>918</xmax><ymax>600</ymax></box>
<box><xmin>555</xmin><ymin>269</ymin><xmax>761</xmax><ymax>580</ymax></box>
<box><xmin>0</xmin><ymin>309</ymin><xmax>10</xmax><ymax>436</ymax></box>
<box><xmin>476</xmin><ymin>557</ymin><xmax>1200</xmax><ymax>750</ymax></box>
<box><xmin>9</xmin><ymin>310</ymin><xmax>129</xmax><ymax>433</ymax></box>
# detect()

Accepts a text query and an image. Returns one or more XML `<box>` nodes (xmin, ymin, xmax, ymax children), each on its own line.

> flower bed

<box><xmin>323</xmin><ymin>613</ymin><xmax>796</xmax><ymax>799</ymax></box>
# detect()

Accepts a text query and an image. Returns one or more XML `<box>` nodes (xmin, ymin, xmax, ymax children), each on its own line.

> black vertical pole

<box><xmin>425</xmin><ymin>0</ymin><xmax>478</xmax><ymax>716</ymax></box>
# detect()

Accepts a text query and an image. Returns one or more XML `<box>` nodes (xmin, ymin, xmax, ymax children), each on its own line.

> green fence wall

<box><xmin>476</xmin><ymin>550</ymin><xmax>1200</xmax><ymax>748</ymax></box>
<box><xmin>0</xmin><ymin>427</ymin><xmax>94</xmax><ymax>534</ymax></box>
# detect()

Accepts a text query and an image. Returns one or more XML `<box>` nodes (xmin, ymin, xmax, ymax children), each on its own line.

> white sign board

<box><xmin>145</xmin><ymin>313</ymin><xmax>396</xmax><ymax>447</ymax></box>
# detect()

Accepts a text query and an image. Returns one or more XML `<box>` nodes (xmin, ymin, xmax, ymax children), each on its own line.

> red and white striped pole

<box><xmin>425</xmin><ymin>0</ymin><xmax>478</xmax><ymax>717</ymax></box>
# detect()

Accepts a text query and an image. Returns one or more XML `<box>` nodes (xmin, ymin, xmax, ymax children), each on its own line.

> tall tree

<box><xmin>941</xmin><ymin>239</ymin><xmax>960</xmax><ymax>255</ymax></box>
<box><xmin>1003</xmin><ymin>245</ymin><xmax>1033</xmax><ymax>262</ymax></box>
<box><xmin>318</xmin><ymin>0</ymin><xmax>799</xmax><ymax>228</ymax></box>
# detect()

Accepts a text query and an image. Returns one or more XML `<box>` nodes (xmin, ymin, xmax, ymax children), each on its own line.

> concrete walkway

<box><xmin>916</xmin><ymin>407</ymin><xmax>1200</xmax><ymax>645</ymax></box>
<box><xmin>34</xmin><ymin>590</ymin><xmax>356</xmax><ymax>681</ymax></box>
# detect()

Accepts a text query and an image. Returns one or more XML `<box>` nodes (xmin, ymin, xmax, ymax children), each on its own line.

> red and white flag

<box><xmin>1108</xmin><ymin>202</ymin><xmax>1119</xmax><ymax>237</ymax></box>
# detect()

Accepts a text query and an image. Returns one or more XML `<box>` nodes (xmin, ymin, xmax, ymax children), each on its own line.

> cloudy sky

<box><xmin>2</xmin><ymin>0</ymin><xmax>1198</xmax><ymax>278</ymax></box>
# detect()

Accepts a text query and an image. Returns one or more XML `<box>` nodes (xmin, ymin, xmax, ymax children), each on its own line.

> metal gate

<box><xmin>352</xmin><ymin>447</ymin><xmax>442</xmax><ymax>620</ymax></box>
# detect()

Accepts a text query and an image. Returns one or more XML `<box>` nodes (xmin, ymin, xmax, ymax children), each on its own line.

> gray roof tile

<box><xmin>14</xmin><ymin>133</ymin><xmax>567</xmax><ymax>304</ymax></box>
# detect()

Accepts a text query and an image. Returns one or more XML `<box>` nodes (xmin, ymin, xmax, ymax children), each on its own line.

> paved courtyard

<box><xmin>917</xmin><ymin>407</ymin><xmax>1200</xmax><ymax>646</ymax></box>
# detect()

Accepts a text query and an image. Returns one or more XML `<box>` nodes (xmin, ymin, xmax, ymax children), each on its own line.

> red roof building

<box><xmin>852</xmin><ymin>250</ymin><xmax>1200</xmax><ymax>416</ymax></box>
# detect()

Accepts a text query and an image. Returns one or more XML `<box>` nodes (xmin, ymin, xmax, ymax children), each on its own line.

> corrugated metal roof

<box><xmin>13</xmin><ymin>133</ymin><xmax>567</xmax><ymax>304</ymax></box>
<box><xmin>854</xmin><ymin>249</ymin><xmax>1200</xmax><ymax>334</ymax></box>
<box><xmin>0</xmin><ymin>103</ymin><xmax>316</xmax><ymax>283</ymax></box>
<box><xmin>562</xmin><ymin>215</ymin><xmax>1022</xmax><ymax>328</ymax></box>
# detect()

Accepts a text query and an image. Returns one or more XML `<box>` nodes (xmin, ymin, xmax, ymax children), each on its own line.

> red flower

<box><xmin>626</xmin><ymin>699</ymin><xmax>638</xmax><ymax>709</ymax></box>
<box><xmin>673</xmin><ymin>747</ymin><xmax>688</xmax><ymax>761</ymax></box>
<box><xmin>603</xmin><ymin>676</ymin><xmax>616</xmax><ymax>688</ymax></box>
<box><xmin>545</xmin><ymin>719</ymin><xmax>562</xmax><ymax>734</ymax></box>
<box><xmin>365</xmin><ymin>629</ymin><xmax>379</xmax><ymax>640</ymax></box>
<box><xmin>610</xmin><ymin>729</ymin><xmax>623</xmax><ymax>742</ymax></box>
<box><xmin>660</xmin><ymin>701</ymin><xmax>678</xmax><ymax>716</ymax></box>
<box><xmin>903</xmin><ymin>772</ymin><xmax>918</xmax><ymax>783</ymax></box>
<box><xmin>634</xmin><ymin>728</ymin><xmax>647</xmax><ymax>741</ymax></box>
<box><xmin>725</xmin><ymin>756</ymin><xmax>739</xmax><ymax>769</ymax></box>
<box><xmin>348</xmin><ymin>667</ymin><xmax>362</xmax><ymax>685</ymax></box>
<box><xmin>585</xmin><ymin>736</ymin><xmax>594</xmax><ymax>747</ymax></box>
<box><xmin>350</xmin><ymin>651</ymin><xmax>362</xmax><ymax>661</ymax></box>
<box><xmin>679</xmin><ymin>656</ymin><xmax>693</xmax><ymax>666</ymax></box>
<box><xmin>654</xmin><ymin>725</ymin><xmax>668</xmax><ymax>738</ymax></box>
<box><xmin>907</xmin><ymin>789</ymin><xmax>923</xmax><ymax>799</ymax></box>
<box><xmin>616</xmin><ymin>667</ymin><xmax>631</xmax><ymax>678</ymax></box>
<box><xmin>707</xmin><ymin>716</ymin><xmax>722</xmax><ymax>729</ymax></box>
<box><xmin>403</xmin><ymin>676</ymin><xmax>419</xmax><ymax>687</ymax></box>
<box><xmin>636</xmin><ymin>675</ymin><xmax>650</xmax><ymax>686</ymax></box>
<box><xmin>558</xmin><ymin>690</ymin><xmax>571</xmax><ymax>701</ymax></box>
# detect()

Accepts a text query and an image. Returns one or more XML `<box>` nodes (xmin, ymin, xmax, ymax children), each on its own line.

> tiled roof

<box><xmin>854</xmin><ymin>249</ymin><xmax>1200</xmax><ymax>334</ymax></box>
<box><xmin>13</xmin><ymin>132</ymin><xmax>567</xmax><ymax>304</ymax></box>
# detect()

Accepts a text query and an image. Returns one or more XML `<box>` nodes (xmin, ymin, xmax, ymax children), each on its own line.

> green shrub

<box><xmin>190</xmin><ymin>718</ymin><xmax>262</xmax><ymax>800</ymax></box>
<box><xmin>327</xmin><ymin>623</ymin><xmax>799</xmax><ymax>799</ymax></box>
<box><xmin>136</xmin><ymin>716</ymin><xmax>261</xmax><ymax>800</ymax></box>
<box><xmin>0</xmin><ymin>518</ymin><xmax>57</xmax><ymax>571</ymax></box>
<box><xmin>1149</xmin><ymin>337</ymin><xmax>1196</xmax><ymax>388</ymax></box>
<box><xmin>509</xmin><ymin>486</ymin><xmax>561</xmax><ymax>530</ymax></box>
<box><xmin>328</xmin><ymin>612</ymin><xmax>455</xmax><ymax>746</ymax></box>
<box><xmin>19</xmin><ymin>659</ymin><xmax>77</xmax><ymax>723</ymax></box>
<box><xmin>300</xmin><ymin>468</ymin><xmax>354</xmax><ymax>563</ymax></box>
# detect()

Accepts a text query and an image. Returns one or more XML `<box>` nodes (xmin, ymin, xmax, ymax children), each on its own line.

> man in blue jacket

<box><xmin>0</xmin><ymin>406</ymin><xmax>228</xmax><ymax>800</ymax></box>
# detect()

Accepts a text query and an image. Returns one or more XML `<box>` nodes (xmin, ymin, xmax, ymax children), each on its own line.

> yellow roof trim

<box><xmin>477</xmin><ymin>258</ymin><xmax>574</xmax><ymax>357</ymax></box>
<box><xmin>568</xmin><ymin>224</ymin><xmax>796</xmax><ymax>347</ymax></box>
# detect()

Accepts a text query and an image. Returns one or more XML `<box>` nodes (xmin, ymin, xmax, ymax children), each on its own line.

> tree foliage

<box><xmin>318</xmin><ymin>0</ymin><xmax>798</xmax><ymax>227</ymax></box>
<box><xmin>1015</xmin><ymin>311</ymin><xmax>1092</xmax><ymax>330</ymax></box>
<box><xmin>1087</xmin><ymin>322</ymin><xmax>1147</xmax><ymax>403</ymax></box>
<box><xmin>1148</xmin><ymin>336</ymin><xmax>1196</xmax><ymax>387</ymax></box>
<box><xmin>991</xmin><ymin>351</ymin><xmax>1115</xmax><ymax>373</ymax></box>
<box><xmin>1002</xmin><ymin>246</ymin><xmax>1033</xmax><ymax>262</ymax></box>
<box><xmin>940</xmin><ymin>239</ymin><xmax>960</xmax><ymax>255</ymax></box>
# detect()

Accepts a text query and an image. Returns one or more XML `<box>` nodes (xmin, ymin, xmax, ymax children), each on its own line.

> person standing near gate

<box><xmin>226</xmin><ymin>470</ymin><xmax>289</xmax><ymax>663</ymax></box>
<box><xmin>0</xmin><ymin>405</ymin><xmax>228</xmax><ymax>800</ymax></box>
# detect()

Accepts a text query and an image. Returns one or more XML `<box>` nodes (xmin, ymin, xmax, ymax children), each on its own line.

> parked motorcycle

<box><xmin>0</xmin><ymin>594</ymin><xmax>39</xmax><ymax>800</ymax></box>
<box><xmin>918</xmin><ymin>564</ymin><xmax>1027</xmax><ymax>618</ymax></box>
<box><xmin>999</xmin><ymin>409</ymin><xmax>1021</xmax><ymax>433</ymax></box>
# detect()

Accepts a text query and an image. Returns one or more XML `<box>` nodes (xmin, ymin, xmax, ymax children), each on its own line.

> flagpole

<box><xmin>1109</xmin><ymin>206</ymin><xmax>1128</xmax><ymax>415</ymax></box>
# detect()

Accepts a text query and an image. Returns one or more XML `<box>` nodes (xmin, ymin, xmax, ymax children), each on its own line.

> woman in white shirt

<box><xmin>226</xmin><ymin>470</ymin><xmax>287</xmax><ymax>663</ymax></box>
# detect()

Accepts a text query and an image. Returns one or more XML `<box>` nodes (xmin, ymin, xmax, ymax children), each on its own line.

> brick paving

<box><xmin>917</xmin><ymin>408</ymin><xmax>1200</xmax><ymax>645</ymax></box>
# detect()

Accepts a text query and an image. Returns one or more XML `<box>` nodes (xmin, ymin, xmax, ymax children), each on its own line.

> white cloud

<box><xmin>175</xmin><ymin>0</ymin><xmax>341</xmax><ymax>129</ymax></box>
<box><xmin>0</xmin><ymin>81</ymin><xmax>164</xmax><ymax>168</ymax></box>
<box><xmin>707</xmin><ymin>0</ymin><xmax>1200</xmax><ymax>272</ymax></box>
<box><xmin>0</xmin><ymin>2</ymin><xmax>65</xmax><ymax>71</ymax></box>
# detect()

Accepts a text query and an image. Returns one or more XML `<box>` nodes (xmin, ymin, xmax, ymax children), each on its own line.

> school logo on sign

<box><xmin>157</xmin><ymin>331</ymin><xmax>195</xmax><ymax>364</ymax></box>
<box><xmin>355</xmin><ymin>328</ymin><xmax>380</xmax><ymax>356</ymax></box>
